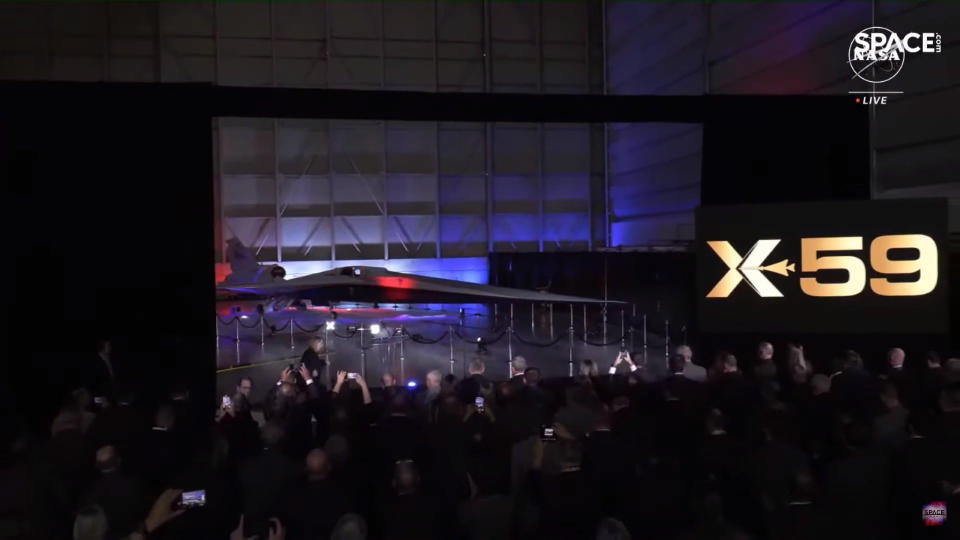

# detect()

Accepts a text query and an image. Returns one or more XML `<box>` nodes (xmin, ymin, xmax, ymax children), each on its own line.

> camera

<box><xmin>221</xmin><ymin>395</ymin><xmax>231</xmax><ymax>408</ymax></box>
<box><xmin>347</xmin><ymin>373</ymin><xmax>359</xmax><ymax>380</ymax></box>
<box><xmin>475</xmin><ymin>396</ymin><xmax>485</xmax><ymax>412</ymax></box>
<box><xmin>540</xmin><ymin>425</ymin><xmax>557</xmax><ymax>442</ymax></box>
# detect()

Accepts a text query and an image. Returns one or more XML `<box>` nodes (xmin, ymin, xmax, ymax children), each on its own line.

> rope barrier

<box><xmin>270</xmin><ymin>318</ymin><xmax>291</xmax><ymax>332</ymax></box>
<box><xmin>409</xmin><ymin>330</ymin><xmax>449</xmax><ymax>344</ymax></box>
<box><xmin>332</xmin><ymin>328</ymin><xmax>358</xmax><ymax>339</ymax></box>
<box><xmin>576</xmin><ymin>332</ymin><xmax>626</xmax><ymax>347</ymax></box>
<box><xmin>293</xmin><ymin>319</ymin><xmax>325</xmax><ymax>333</ymax></box>
<box><xmin>453</xmin><ymin>327</ymin><xmax>509</xmax><ymax>345</ymax></box>
<box><xmin>513</xmin><ymin>329</ymin><xmax>568</xmax><ymax>348</ymax></box>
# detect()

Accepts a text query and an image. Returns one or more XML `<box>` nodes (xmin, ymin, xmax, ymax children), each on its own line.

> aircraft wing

<box><xmin>217</xmin><ymin>266</ymin><xmax>622</xmax><ymax>305</ymax></box>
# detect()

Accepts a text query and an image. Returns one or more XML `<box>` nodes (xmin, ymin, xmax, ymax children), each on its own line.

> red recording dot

<box><xmin>855</xmin><ymin>97</ymin><xmax>861</xmax><ymax>103</ymax></box>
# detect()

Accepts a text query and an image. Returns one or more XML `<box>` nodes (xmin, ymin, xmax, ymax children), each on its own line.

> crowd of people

<box><xmin>2</xmin><ymin>339</ymin><xmax>959</xmax><ymax>539</ymax></box>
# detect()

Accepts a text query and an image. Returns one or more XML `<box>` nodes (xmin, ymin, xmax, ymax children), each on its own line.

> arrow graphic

<box><xmin>760</xmin><ymin>259</ymin><xmax>795</xmax><ymax>277</ymax></box>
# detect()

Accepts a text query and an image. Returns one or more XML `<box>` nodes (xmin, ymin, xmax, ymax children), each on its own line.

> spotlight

<box><xmin>325</xmin><ymin>320</ymin><xmax>336</xmax><ymax>330</ymax></box>
<box><xmin>406</xmin><ymin>380</ymin><xmax>417</xmax><ymax>389</ymax></box>
<box><xmin>353</xmin><ymin>267</ymin><xmax>361</xmax><ymax>276</ymax></box>
<box><xmin>240</xmin><ymin>315</ymin><xmax>249</xmax><ymax>320</ymax></box>
<box><xmin>370</xmin><ymin>323</ymin><xmax>381</xmax><ymax>335</ymax></box>
<box><xmin>477</xmin><ymin>337</ymin><xmax>482</xmax><ymax>342</ymax></box>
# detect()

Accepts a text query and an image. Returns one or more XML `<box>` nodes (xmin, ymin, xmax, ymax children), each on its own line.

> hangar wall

<box><xmin>606</xmin><ymin>1</ymin><xmax>960</xmax><ymax>246</ymax></box>
<box><xmin>2</xmin><ymin>1</ymin><xmax>954</xmax><ymax>252</ymax></box>
<box><xmin>0</xmin><ymin>1</ymin><xmax>610</xmax><ymax>280</ymax></box>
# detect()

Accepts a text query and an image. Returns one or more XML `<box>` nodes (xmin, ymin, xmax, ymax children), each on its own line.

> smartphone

<box><xmin>221</xmin><ymin>395</ymin><xmax>231</xmax><ymax>408</ymax></box>
<box><xmin>475</xmin><ymin>396</ymin><xmax>485</xmax><ymax>412</ymax></box>
<box><xmin>93</xmin><ymin>396</ymin><xmax>106</xmax><ymax>406</ymax></box>
<box><xmin>347</xmin><ymin>373</ymin><xmax>358</xmax><ymax>380</ymax></box>
<box><xmin>540</xmin><ymin>425</ymin><xmax>557</xmax><ymax>442</ymax></box>
<box><xmin>177</xmin><ymin>490</ymin><xmax>206</xmax><ymax>509</ymax></box>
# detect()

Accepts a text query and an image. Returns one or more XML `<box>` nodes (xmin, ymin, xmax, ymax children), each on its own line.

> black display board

<box><xmin>697</xmin><ymin>199</ymin><xmax>949</xmax><ymax>334</ymax></box>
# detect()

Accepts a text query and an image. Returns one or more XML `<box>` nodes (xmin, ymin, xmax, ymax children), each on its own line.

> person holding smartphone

<box><xmin>608</xmin><ymin>351</ymin><xmax>639</xmax><ymax>375</ymax></box>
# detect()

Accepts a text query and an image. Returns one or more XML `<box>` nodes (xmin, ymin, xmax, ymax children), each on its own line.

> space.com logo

<box><xmin>848</xmin><ymin>26</ymin><xmax>942</xmax><ymax>84</ymax></box>
<box><xmin>922</xmin><ymin>502</ymin><xmax>947</xmax><ymax>526</ymax></box>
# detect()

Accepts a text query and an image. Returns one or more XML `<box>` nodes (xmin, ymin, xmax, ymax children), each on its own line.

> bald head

<box><xmin>512</xmin><ymin>356</ymin><xmax>527</xmax><ymax>374</ymax></box>
<box><xmin>95</xmin><ymin>445</ymin><xmax>119</xmax><ymax>473</ymax></box>
<box><xmin>757</xmin><ymin>342</ymin><xmax>774</xmax><ymax>361</ymax></box>
<box><xmin>306</xmin><ymin>448</ymin><xmax>331</xmax><ymax>481</ymax></box>
<box><xmin>675</xmin><ymin>345</ymin><xmax>693</xmax><ymax>363</ymax></box>
<box><xmin>425</xmin><ymin>370</ymin><xmax>442</xmax><ymax>390</ymax></box>
<box><xmin>888</xmin><ymin>348</ymin><xmax>905</xmax><ymax>369</ymax></box>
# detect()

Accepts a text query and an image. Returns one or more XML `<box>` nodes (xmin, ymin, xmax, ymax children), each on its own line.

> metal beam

<box><xmin>328</xmin><ymin>119</ymin><xmax>336</xmax><ymax>261</ymax></box>
<box><xmin>392</xmin><ymin>216</ymin><xmax>412</xmax><ymax>255</ymax></box>
<box><xmin>273</xmin><ymin>119</ymin><xmax>282</xmax><ymax>262</ymax></box>
<box><xmin>434</xmin><ymin>0</ymin><xmax>441</xmax><ymax>259</ymax></box>
<box><xmin>601</xmin><ymin>0</ymin><xmax>611</xmax><ymax>248</ymax></box>
<box><xmin>339</xmin><ymin>216</ymin><xmax>364</xmax><ymax>255</ymax></box>
<box><xmin>381</xmin><ymin>0</ymin><xmax>389</xmax><ymax>261</ymax></box>
<box><xmin>483</xmin><ymin>0</ymin><xmax>494</xmax><ymax>253</ymax></box>
<box><xmin>216</xmin><ymin>118</ymin><xmax>225</xmax><ymax>262</ymax></box>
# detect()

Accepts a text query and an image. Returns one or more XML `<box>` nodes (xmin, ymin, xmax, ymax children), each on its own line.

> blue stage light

<box><xmin>406</xmin><ymin>380</ymin><xmax>417</xmax><ymax>388</ymax></box>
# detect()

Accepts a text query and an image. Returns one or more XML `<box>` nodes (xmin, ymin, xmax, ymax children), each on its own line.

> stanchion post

<box><xmin>215</xmin><ymin>315</ymin><xmax>220</xmax><ymax>352</ymax></box>
<box><xmin>642</xmin><ymin>313</ymin><xmax>647</xmax><ymax>368</ymax></box>
<box><xmin>234</xmin><ymin>315</ymin><xmax>241</xmax><ymax>365</ymax></box>
<box><xmin>399</xmin><ymin>325</ymin><xmax>405</xmax><ymax>383</ymax></box>
<box><xmin>324</xmin><ymin>326</ymin><xmax>331</xmax><ymax>388</ymax></box>
<box><xmin>259</xmin><ymin>314</ymin><xmax>265</xmax><ymax>349</ymax></box>
<box><xmin>568</xmin><ymin>304</ymin><xmax>574</xmax><ymax>377</ymax></box>
<box><xmin>290</xmin><ymin>315</ymin><xmax>295</xmax><ymax>350</ymax></box>
<box><xmin>549</xmin><ymin>304</ymin><xmax>554</xmax><ymax>339</ymax></box>
<box><xmin>530</xmin><ymin>304</ymin><xmax>535</xmax><ymax>338</ymax></box>
<box><xmin>620</xmin><ymin>308</ymin><xmax>625</xmax><ymax>350</ymax></box>
<box><xmin>359</xmin><ymin>326</ymin><xmax>366</xmax><ymax>378</ymax></box>
<box><xmin>448</xmin><ymin>325</ymin><xmax>455</xmax><ymax>374</ymax></box>
<box><xmin>664</xmin><ymin>319</ymin><xmax>670</xmax><ymax>371</ymax></box>
<box><xmin>507</xmin><ymin>304</ymin><xmax>514</xmax><ymax>378</ymax></box>
<box><xmin>602</xmin><ymin>306</ymin><xmax>607</xmax><ymax>344</ymax></box>
<box><xmin>629</xmin><ymin>304</ymin><xmax>636</xmax><ymax>353</ymax></box>
<box><xmin>582</xmin><ymin>304</ymin><xmax>587</xmax><ymax>339</ymax></box>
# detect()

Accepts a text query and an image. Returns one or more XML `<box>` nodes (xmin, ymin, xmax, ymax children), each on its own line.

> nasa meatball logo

<box><xmin>848</xmin><ymin>26</ymin><xmax>941</xmax><ymax>84</ymax></box>
<box><xmin>922</xmin><ymin>501</ymin><xmax>947</xmax><ymax>526</ymax></box>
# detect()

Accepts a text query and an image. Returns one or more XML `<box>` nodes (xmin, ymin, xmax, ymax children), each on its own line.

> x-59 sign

<box><xmin>696</xmin><ymin>200</ymin><xmax>948</xmax><ymax>334</ymax></box>
<box><xmin>706</xmin><ymin>234</ymin><xmax>937</xmax><ymax>298</ymax></box>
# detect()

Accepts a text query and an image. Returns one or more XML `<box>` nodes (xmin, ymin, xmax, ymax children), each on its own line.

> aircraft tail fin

<box><xmin>223</xmin><ymin>238</ymin><xmax>262</xmax><ymax>283</ymax></box>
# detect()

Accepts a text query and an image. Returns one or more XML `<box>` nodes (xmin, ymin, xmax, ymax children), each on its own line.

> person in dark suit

<box><xmin>300</xmin><ymin>337</ymin><xmax>328</xmax><ymax>380</ymax></box>
<box><xmin>375</xmin><ymin>460</ymin><xmax>438</xmax><ymax>540</ymax></box>
<box><xmin>263</xmin><ymin>365</ymin><xmax>324</xmax><ymax>457</ymax></box>
<box><xmin>238</xmin><ymin>422</ymin><xmax>303</xmax><ymax>539</ymax></box>
<box><xmin>134</xmin><ymin>403</ymin><xmax>187</xmax><ymax>492</ymax></box>
<box><xmin>80</xmin><ymin>339</ymin><xmax>118</xmax><ymax>400</ymax></box>
<box><xmin>458</xmin><ymin>359</ymin><xmax>492</xmax><ymax>404</ymax></box>
<box><xmin>85</xmin><ymin>445</ymin><xmax>149</xmax><ymax>538</ymax></box>
<box><xmin>830</xmin><ymin>350</ymin><xmax>882</xmax><ymax>421</ymax></box>
<box><xmin>286</xmin><ymin>449</ymin><xmax>345</xmax><ymax>540</ymax></box>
